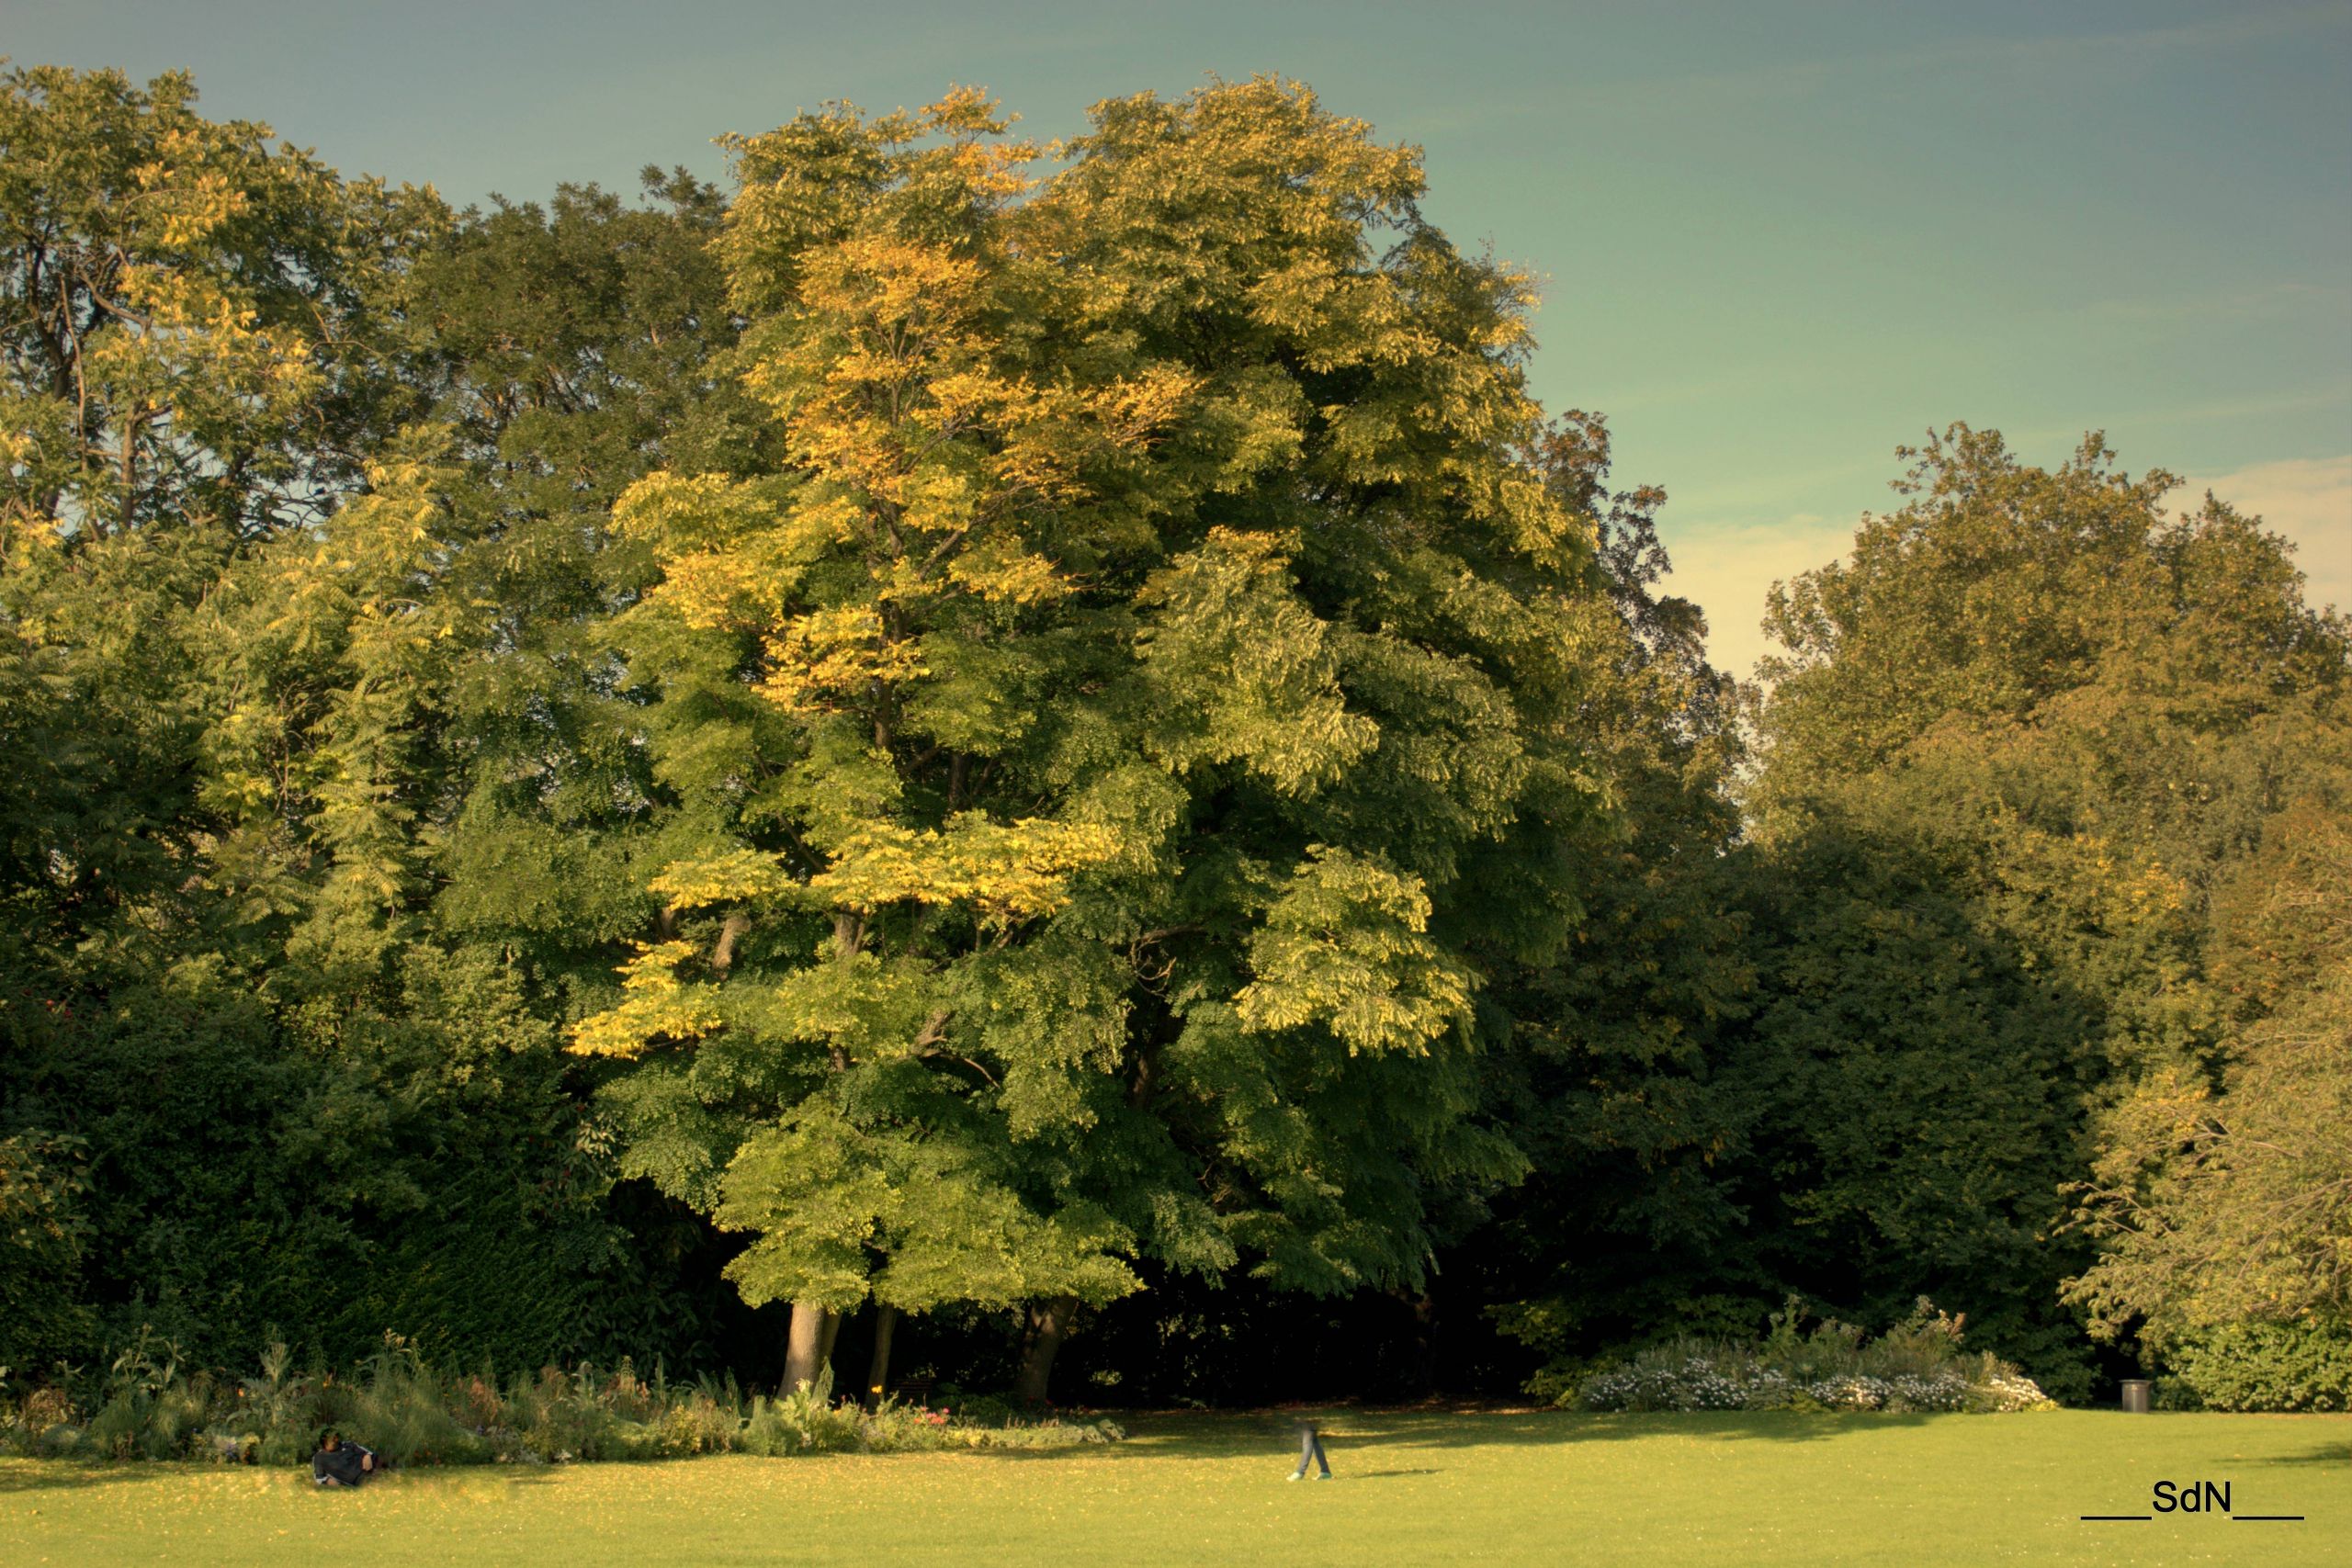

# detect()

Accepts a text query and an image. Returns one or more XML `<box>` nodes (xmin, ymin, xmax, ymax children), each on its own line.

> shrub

<box><xmin>2157</xmin><ymin>1322</ymin><xmax>2352</xmax><ymax>1413</ymax></box>
<box><xmin>80</xmin><ymin>1334</ymin><xmax>213</xmax><ymax>1459</ymax></box>
<box><xmin>0</xmin><ymin>1331</ymin><xmax>1123</xmax><ymax>1464</ymax></box>
<box><xmin>931</xmin><ymin>1384</ymin><xmax>1018</xmax><ymax>1427</ymax></box>
<box><xmin>1575</xmin><ymin>1297</ymin><xmax>2054</xmax><ymax>1415</ymax></box>
<box><xmin>338</xmin><ymin>1336</ymin><xmax>491</xmax><ymax>1464</ymax></box>
<box><xmin>650</xmin><ymin>1389</ymin><xmax>744</xmax><ymax>1455</ymax></box>
<box><xmin>741</xmin><ymin>1389</ymin><xmax>866</xmax><ymax>1456</ymax></box>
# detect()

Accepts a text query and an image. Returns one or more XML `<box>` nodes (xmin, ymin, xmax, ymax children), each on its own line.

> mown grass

<box><xmin>2</xmin><ymin>1408</ymin><xmax>2345</xmax><ymax>1566</ymax></box>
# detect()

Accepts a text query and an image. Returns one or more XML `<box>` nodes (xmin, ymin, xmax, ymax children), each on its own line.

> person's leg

<box><xmin>1288</xmin><ymin>1419</ymin><xmax>1326</xmax><ymax>1485</ymax></box>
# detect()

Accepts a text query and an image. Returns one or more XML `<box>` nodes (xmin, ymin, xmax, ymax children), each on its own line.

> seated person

<box><xmin>311</xmin><ymin>1432</ymin><xmax>379</xmax><ymax>1487</ymax></box>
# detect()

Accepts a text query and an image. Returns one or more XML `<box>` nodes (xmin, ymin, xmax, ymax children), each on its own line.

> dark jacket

<box><xmin>311</xmin><ymin>1442</ymin><xmax>376</xmax><ymax>1486</ymax></box>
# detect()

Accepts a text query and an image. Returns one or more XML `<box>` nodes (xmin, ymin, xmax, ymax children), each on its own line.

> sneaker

<box><xmin>1315</xmin><ymin>1472</ymin><xmax>1333</xmax><ymax>1481</ymax></box>
<box><xmin>1286</xmin><ymin>1472</ymin><xmax>1305</xmax><ymax>1482</ymax></box>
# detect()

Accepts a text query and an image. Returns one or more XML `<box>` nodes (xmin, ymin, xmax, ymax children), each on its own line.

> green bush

<box><xmin>0</xmin><ymin>1332</ymin><xmax>1120</xmax><ymax>1464</ymax></box>
<box><xmin>79</xmin><ymin>1334</ymin><xmax>213</xmax><ymax>1459</ymax></box>
<box><xmin>2158</xmin><ymin>1323</ymin><xmax>2352</xmax><ymax>1413</ymax></box>
<box><xmin>930</xmin><ymin>1384</ymin><xmax>1015</xmax><ymax>1425</ymax></box>
<box><xmin>648</xmin><ymin>1389</ymin><xmax>741</xmax><ymax>1455</ymax></box>
<box><xmin>0</xmin><ymin>1134</ymin><xmax>96</xmax><ymax>1371</ymax></box>
<box><xmin>342</xmin><ymin>1339</ymin><xmax>490</xmax><ymax>1464</ymax></box>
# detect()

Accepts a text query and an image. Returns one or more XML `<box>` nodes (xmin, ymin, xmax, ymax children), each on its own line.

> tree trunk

<box><xmin>816</xmin><ymin>1307</ymin><xmax>842</xmax><ymax>1374</ymax></box>
<box><xmin>1401</xmin><ymin>1288</ymin><xmax>1439</xmax><ymax>1398</ymax></box>
<box><xmin>784</xmin><ymin>1300</ymin><xmax>828</xmax><ymax>1392</ymax></box>
<box><xmin>710</xmin><ymin>908</ymin><xmax>751</xmax><ymax>974</ymax></box>
<box><xmin>864</xmin><ymin>1304</ymin><xmax>899</xmax><ymax>1411</ymax></box>
<box><xmin>776</xmin><ymin>913</ymin><xmax>861</xmax><ymax>1400</ymax></box>
<box><xmin>1013</xmin><ymin>1293</ymin><xmax>1080</xmax><ymax>1407</ymax></box>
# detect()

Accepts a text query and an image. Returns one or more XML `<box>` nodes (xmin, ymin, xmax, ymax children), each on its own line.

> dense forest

<box><xmin>3</xmin><ymin>64</ymin><xmax>2346</xmax><ymax>1413</ymax></box>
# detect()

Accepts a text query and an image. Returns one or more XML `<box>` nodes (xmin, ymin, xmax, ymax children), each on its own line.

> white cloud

<box><xmin>1655</xmin><ymin>513</ymin><xmax>1860</xmax><ymax>682</ymax></box>
<box><xmin>1655</xmin><ymin>454</ymin><xmax>2352</xmax><ymax>685</ymax></box>
<box><xmin>2181</xmin><ymin>456</ymin><xmax>2352</xmax><ymax>615</ymax></box>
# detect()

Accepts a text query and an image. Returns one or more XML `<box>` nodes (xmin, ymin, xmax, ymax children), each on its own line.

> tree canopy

<box><xmin>4</xmin><ymin>64</ymin><xmax>2344</xmax><ymax>1411</ymax></box>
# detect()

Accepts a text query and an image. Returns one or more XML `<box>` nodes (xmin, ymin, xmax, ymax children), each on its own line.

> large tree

<box><xmin>1731</xmin><ymin>425</ymin><xmax>2349</xmax><ymax>1394</ymax></box>
<box><xmin>0</xmin><ymin>66</ymin><xmax>439</xmax><ymax>1364</ymax></box>
<box><xmin>571</xmin><ymin>78</ymin><xmax>1633</xmax><ymax>1398</ymax></box>
<box><xmin>0</xmin><ymin>65</ymin><xmax>758</xmax><ymax>1368</ymax></box>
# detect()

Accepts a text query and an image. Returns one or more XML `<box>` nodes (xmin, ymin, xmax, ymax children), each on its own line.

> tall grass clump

<box><xmin>81</xmin><ymin>1334</ymin><xmax>214</xmax><ymax>1459</ymax></box>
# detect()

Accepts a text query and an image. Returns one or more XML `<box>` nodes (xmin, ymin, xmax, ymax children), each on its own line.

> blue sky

<box><xmin>11</xmin><ymin>0</ymin><xmax>2347</xmax><ymax>671</ymax></box>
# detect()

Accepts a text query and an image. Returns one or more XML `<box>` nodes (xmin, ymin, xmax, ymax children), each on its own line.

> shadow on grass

<box><xmin>1031</xmin><ymin>1407</ymin><xmax>1944</xmax><ymax>1469</ymax></box>
<box><xmin>0</xmin><ymin>1407</ymin><xmax>1990</xmax><ymax>1491</ymax></box>
<box><xmin>0</xmin><ymin>1461</ymin><xmax>164</xmax><ymax>1495</ymax></box>
<box><xmin>0</xmin><ymin>1459</ymin><xmax>568</xmax><ymax>1496</ymax></box>
<box><xmin>964</xmin><ymin>1401</ymin><xmax>1938</xmax><ymax>1476</ymax></box>
<box><xmin>2255</xmin><ymin>1441</ymin><xmax>2352</xmax><ymax>1468</ymax></box>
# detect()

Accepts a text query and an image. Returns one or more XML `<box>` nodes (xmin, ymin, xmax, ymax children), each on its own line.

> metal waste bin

<box><xmin>2120</xmin><ymin>1379</ymin><xmax>2152</xmax><ymax>1413</ymax></box>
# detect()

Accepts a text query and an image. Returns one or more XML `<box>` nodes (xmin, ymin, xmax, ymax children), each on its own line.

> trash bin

<box><xmin>2120</xmin><ymin>1379</ymin><xmax>2152</xmax><ymax>1413</ymax></box>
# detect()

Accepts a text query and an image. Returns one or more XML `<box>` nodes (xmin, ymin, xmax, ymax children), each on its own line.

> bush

<box><xmin>0</xmin><ymin>1134</ymin><xmax>96</xmax><ymax>1371</ymax></box>
<box><xmin>1575</xmin><ymin>1297</ymin><xmax>2054</xmax><ymax>1415</ymax></box>
<box><xmin>346</xmin><ymin>1345</ymin><xmax>490</xmax><ymax>1465</ymax></box>
<box><xmin>741</xmin><ymin>1371</ymin><xmax>865</xmax><ymax>1457</ymax></box>
<box><xmin>2157</xmin><ymin>1322</ymin><xmax>2352</xmax><ymax>1413</ymax></box>
<box><xmin>80</xmin><ymin>1334</ymin><xmax>213</xmax><ymax>1459</ymax></box>
<box><xmin>0</xmin><ymin>1330</ymin><xmax>1123</xmax><ymax>1464</ymax></box>
<box><xmin>649</xmin><ymin>1393</ymin><xmax>741</xmax><ymax>1455</ymax></box>
<box><xmin>931</xmin><ymin>1384</ymin><xmax>1018</xmax><ymax>1427</ymax></box>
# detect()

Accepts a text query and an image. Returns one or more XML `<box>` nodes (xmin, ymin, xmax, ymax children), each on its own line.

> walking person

<box><xmin>1288</xmin><ymin>1415</ymin><xmax>1332</xmax><ymax>1481</ymax></box>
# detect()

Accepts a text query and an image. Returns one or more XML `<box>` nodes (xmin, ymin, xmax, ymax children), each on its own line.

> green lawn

<box><xmin>3</xmin><ymin>1409</ymin><xmax>2345</xmax><ymax>1566</ymax></box>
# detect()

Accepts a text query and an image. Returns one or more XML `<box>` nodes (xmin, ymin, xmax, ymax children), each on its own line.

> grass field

<box><xmin>3</xmin><ymin>1409</ymin><xmax>2345</xmax><ymax>1566</ymax></box>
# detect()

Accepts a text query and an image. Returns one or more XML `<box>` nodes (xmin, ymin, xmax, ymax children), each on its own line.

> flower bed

<box><xmin>1572</xmin><ymin>1298</ymin><xmax>2056</xmax><ymax>1414</ymax></box>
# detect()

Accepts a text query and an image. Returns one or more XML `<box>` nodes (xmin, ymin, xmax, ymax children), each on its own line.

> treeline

<box><xmin>2</xmin><ymin>65</ymin><xmax>2345</xmax><ymax>1412</ymax></box>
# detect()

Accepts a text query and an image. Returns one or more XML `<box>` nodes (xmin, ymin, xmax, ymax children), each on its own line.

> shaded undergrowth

<box><xmin>0</xmin><ymin>1331</ymin><xmax>1120</xmax><ymax>1466</ymax></box>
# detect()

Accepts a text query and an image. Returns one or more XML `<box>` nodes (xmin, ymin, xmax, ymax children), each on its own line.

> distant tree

<box><xmin>0</xmin><ymin>63</ymin><xmax>431</xmax><ymax>542</ymax></box>
<box><xmin>2067</xmin><ymin>800</ymin><xmax>2352</xmax><ymax>1344</ymax></box>
<box><xmin>1481</xmin><ymin>412</ymin><xmax>1760</xmax><ymax>1378</ymax></box>
<box><xmin>1734</xmin><ymin>424</ymin><xmax>2349</xmax><ymax>1394</ymax></box>
<box><xmin>0</xmin><ymin>62</ymin><xmax>431</xmax><ymax>954</ymax></box>
<box><xmin>0</xmin><ymin>67</ymin><xmax>444</xmax><ymax>1364</ymax></box>
<box><xmin>171</xmin><ymin>172</ymin><xmax>763</xmax><ymax>1366</ymax></box>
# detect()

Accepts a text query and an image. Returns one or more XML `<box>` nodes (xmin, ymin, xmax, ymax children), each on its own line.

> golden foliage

<box><xmin>648</xmin><ymin>851</ymin><xmax>797</xmax><ymax>910</ymax></box>
<box><xmin>567</xmin><ymin>942</ymin><xmax>725</xmax><ymax>1059</ymax></box>
<box><xmin>810</xmin><ymin>815</ymin><xmax>1122</xmax><ymax>923</ymax></box>
<box><xmin>756</xmin><ymin>607</ymin><xmax>929</xmax><ymax>714</ymax></box>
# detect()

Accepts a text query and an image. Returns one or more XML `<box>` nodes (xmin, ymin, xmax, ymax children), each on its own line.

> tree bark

<box><xmin>864</xmin><ymin>1304</ymin><xmax>899</xmax><ymax>1411</ymax></box>
<box><xmin>816</xmin><ymin>1307</ymin><xmax>842</xmax><ymax>1374</ymax></box>
<box><xmin>1013</xmin><ymin>1294</ymin><xmax>1080</xmax><ymax>1407</ymax></box>
<box><xmin>784</xmin><ymin>1300</ymin><xmax>828</xmax><ymax>1392</ymax></box>
<box><xmin>777</xmin><ymin>914</ymin><xmax>860</xmax><ymax>1397</ymax></box>
<box><xmin>1401</xmin><ymin>1288</ymin><xmax>1439</xmax><ymax>1398</ymax></box>
<box><xmin>711</xmin><ymin>908</ymin><xmax>751</xmax><ymax>974</ymax></box>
